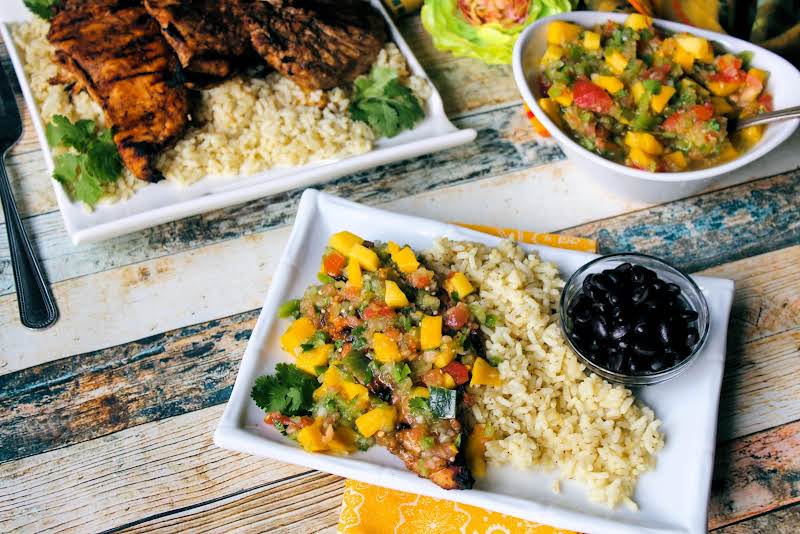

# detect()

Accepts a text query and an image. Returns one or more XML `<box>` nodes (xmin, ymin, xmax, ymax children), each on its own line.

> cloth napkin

<box><xmin>336</xmin><ymin>227</ymin><xmax>593</xmax><ymax>533</ymax></box>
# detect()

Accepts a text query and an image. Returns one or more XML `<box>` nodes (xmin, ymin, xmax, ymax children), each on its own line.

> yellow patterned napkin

<box><xmin>338</xmin><ymin>480</ymin><xmax>576</xmax><ymax>534</ymax></box>
<box><xmin>337</xmin><ymin>227</ymin><xmax>591</xmax><ymax>534</ymax></box>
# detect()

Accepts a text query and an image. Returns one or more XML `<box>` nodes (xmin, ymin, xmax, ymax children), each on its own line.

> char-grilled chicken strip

<box><xmin>47</xmin><ymin>0</ymin><xmax>189</xmax><ymax>182</ymax></box>
<box><xmin>230</xmin><ymin>0</ymin><xmax>387</xmax><ymax>91</ymax></box>
<box><xmin>143</xmin><ymin>0</ymin><xmax>252</xmax><ymax>86</ymax></box>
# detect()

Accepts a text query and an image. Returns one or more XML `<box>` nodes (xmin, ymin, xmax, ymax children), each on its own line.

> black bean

<box><xmin>633</xmin><ymin>321</ymin><xmax>649</xmax><ymax>336</ymax></box>
<box><xmin>667</xmin><ymin>283</ymin><xmax>681</xmax><ymax>295</ymax></box>
<box><xmin>680</xmin><ymin>309</ymin><xmax>699</xmax><ymax>321</ymax></box>
<box><xmin>686</xmin><ymin>327</ymin><xmax>699</xmax><ymax>347</ymax></box>
<box><xmin>592</xmin><ymin>302</ymin><xmax>608</xmax><ymax>316</ymax></box>
<box><xmin>658</xmin><ymin>321</ymin><xmax>671</xmax><ymax>346</ymax></box>
<box><xmin>607</xmin><ymin>289</ymin><xmax>622</xmax><ymax>305</ymax></box>
<box><xmin>608</xmin><ymin>352</ymin><xmax>624</xmax><ymax>372</ymax></box>
<box><xmin>592</xmin><ymin>317</ymin><xmax>609</xmax><ymax>339</ymax></box>
<box><xmin>575</xmin><ymin>308</ymin><xmax>592</xmax><ymax>324</ymax></box>
<box><xmin>610</xmin><ymin>323</ymin><xmax>629</xmax><ymax>340</ymax></box>
<box><xmin>633</xmin><ymin>343</ymin><xmax>658</xmax><ymax>357</ymax></box>
<box><xmin>592</xmin><ymin>273</ymin><xmax>612</xmax><ymax>292</ymax></box>
<box><xmin>650</xmin><ymin>359</ymin><xmax>666</xmax><ymax>372</ymax></box>
<box><xmin>582</xmin><ymin>274</ymin><xmax>596</xmax><ymax>291</ymax></box>
<box><xmin>631</xmin><ymin>266</ymin><xmax>646</xmax><ymax>284</ymax></box>
<box><xmin>614</xmin><ymin>262</ymin><xmax>632</xmax><ymax>273</ymax></box>
<box><xmin>631</xmin><ymin>285</ymin><xmax>649</xmax><ymax>305</ymax></box>
<box><xmin>606</xmin><ymin>271</ymin><xmax>622</xmax><ymax>285</ymax></box>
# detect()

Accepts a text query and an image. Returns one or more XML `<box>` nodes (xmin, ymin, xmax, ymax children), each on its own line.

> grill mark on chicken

<box><xmin>47</xmin><ymin>0</ymin><xmax>189</xmax><ymax>182</ymax></box>
<box><xmin>143</xmin><ymin>0</ymin><xmax>254</xmax><ymax>86</ymax></box>
<box><xmin>231</xmin><ymin>0</ymin><xmax>387</xmax><ymax>91</ymax></box>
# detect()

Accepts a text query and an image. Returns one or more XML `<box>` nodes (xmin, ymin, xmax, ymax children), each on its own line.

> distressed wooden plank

<box><xmin>0</xmin><ymin>103</ymin><xmax>561</xmax><ymax>297</ymax></box>
<box><xmin>710</xmin><ymin>420</ymin><xmax>800</xmax><ymax>529</ymax></box>
<box><xmin>712</xmin><ymin>504</ymin><xmax>800</xmax><ymax>533</ymax></box>
<box><xmin>2</xmin><ymin>243</ymin><xmax>798</xmax><ymax>465</ymax></box>
<box><xmin>2</xmin><ymin>401</ymin><xmax>794</xmax><ymax>534</ymax></box>
<box><xmin>118</xmin><ymin>471</ymin><xmax>344</xmax><ymax>534</ymax></box>
<box><xmin>563</xmin><ymin>170</ymin><xmax>800</xmax><ymax>273</ymax></box>
<box><xmin>0</xmin><ymin>405</ymin><xmax>311</xmax><ymax>533</ymax></box>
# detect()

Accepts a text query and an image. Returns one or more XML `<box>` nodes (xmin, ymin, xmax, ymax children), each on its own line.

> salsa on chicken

<box><xmin>251</xmin><ymin>232</ymin><xmax>503</xmax><ymax>490</ymax></box>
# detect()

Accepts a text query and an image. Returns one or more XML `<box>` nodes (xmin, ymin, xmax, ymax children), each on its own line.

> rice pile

<box><xmin>425</xmin><ymin>239</ymin><xmax>664</xmax><ymax>509</ymax></box>
<box><xmin>12</xmin><ymin>18</ymin><xmax>429</xmax><ymax>205</ymax></box>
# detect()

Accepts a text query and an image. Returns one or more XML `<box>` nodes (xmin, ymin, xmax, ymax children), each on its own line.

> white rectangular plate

<box><xmin>0</xmin><ymin>0</ymin><xmax>475</xmax><ymax>244</ymax></box>
<box><xmin>215</xmin><ymin>189</ymin><xmax>734</xmax><ymax>534</ymax></box>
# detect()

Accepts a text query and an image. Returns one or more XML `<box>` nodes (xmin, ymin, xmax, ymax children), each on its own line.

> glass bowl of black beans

<box><xmin>560</xmin><ymin>253</ymin><xmax>710</xmax><ymax>386</ymax></box>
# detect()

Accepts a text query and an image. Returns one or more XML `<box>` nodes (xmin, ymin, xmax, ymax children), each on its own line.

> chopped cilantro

<box><xmin>709</xmin><ymin>119</ymin><xmax>721</xmax><ymax>132</ymax></box>
<box><xmin>398</xmin><ymin>313</ymin><xmax>413</xmax><ymax>332</ymax></box>
<box><xmin>392</xmin><ymin>362</ymin><xmax>411</xmax><ymax>384</ymax></box>
<box><xmin>273</xmin><ymin>420</ymin><xmax>287</xmax><ymax>435</ymax></box>
<box><xmin>408</xmin><ymin>396</ymin><xmax>430</xmax><ymax>416</ymax></box>
<box><xmin>351</xmin><ymin>325</ymin><xmax>368</xmax><ymax>351</ymax></box>
<box><xmin>46</xmin><ymin>115</ymin><xmax>122</xmax><ymax>208</ymax></box>
<box><xmin>451</xmin><ymin>291</ymin><xmax>460</xmax><ymax>302</ymax></box>
<box><xmin>251</xmin><ymin>363</ymin><xmax>317</xmax><ymax>416</ymax></box>
<box><xmin>317</xmin><ymin>273</ymin><xmax>335</xmax><ymax>284</ymax></box>
<box><xmin>349</xmin><ymin>66</ymin><xmax>424</xmax><ymax>138</ymax></box>
<box><xmin>642</xmin><ymin>79</ymin><xmax>662</xmax><ymax>94</ymax></box>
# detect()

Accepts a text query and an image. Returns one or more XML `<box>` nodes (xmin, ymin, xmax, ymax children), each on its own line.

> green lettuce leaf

<box><xmin>421</xmin><ymin>0</ymin><xmax>574</xmax><ymax>65</ymax></box>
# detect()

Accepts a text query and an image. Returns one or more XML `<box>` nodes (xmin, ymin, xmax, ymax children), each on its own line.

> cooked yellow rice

<box><xmin>425</xmin><ymin>239</ymin><xmax>664</xmax><ymax>510</ymax></box>
<box><xmin>11</xmin><ymin>18</ymin><xmax>429</xmax><ymax>206</ymax></box>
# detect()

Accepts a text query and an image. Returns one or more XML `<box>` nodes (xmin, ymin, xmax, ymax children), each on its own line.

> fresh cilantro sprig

<box><xmin>251</xmin><ymin>363</ymin><xmax>318</xmax><ymax>416</ymax></box>
<box><xmin>349</xmin><ymin>67</ymin><xmax>424</xmax><ymax>139</ymax></box>
<box><xmin>46</xmin><ymin>115</ymin><xmax>123</xmax><ymax>207</ymax></box>
<box><xmin>24</xmin><ymin>0</ymin><xmax>60</xmax><ymax>20</ymax></box>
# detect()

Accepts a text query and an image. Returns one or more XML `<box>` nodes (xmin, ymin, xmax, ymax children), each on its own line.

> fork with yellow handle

<box><xmin>454</xmin><ymin>223</ymin><xmax>598</xmax><ymax>253</ymax></box>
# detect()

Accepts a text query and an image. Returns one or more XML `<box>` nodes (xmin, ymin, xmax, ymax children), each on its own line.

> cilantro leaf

<box><xmin>349</xmin><ymin>67</ymin><xmax>424</xmax><ymax>139</ymax></box>
<box><xmin>24</xmin><ymin>0</ymin><xmax>60</xmax><ymax>20</ymax></box>
<box><xmin>251</xmin><ymin>363</ymin><xmax>318</xmax><ymax>416</ymax></box>
<box><xmin>46</xmin><ymin>115</ymin><xmax>122</xmax><ymax>207</ymax></box>
<box><xmin>391</xmin><ymin>362</ymin><xmax>411</xmax><ymax>384</ymax></box>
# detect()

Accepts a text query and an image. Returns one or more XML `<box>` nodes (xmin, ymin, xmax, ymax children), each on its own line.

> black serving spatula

<box><xmin>0</xmin><ymin>63</ymin><xmax>58</xmax><ymax>329</ymax></box>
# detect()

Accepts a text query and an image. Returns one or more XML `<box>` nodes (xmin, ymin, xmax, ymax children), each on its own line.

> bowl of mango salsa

<box><xmin>513</xmin><ymin>12</ymin><xmax>800</xmax><ymax>201</ymax></box>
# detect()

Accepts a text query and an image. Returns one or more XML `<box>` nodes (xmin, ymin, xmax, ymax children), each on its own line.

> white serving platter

<box><xmin>0</xmin><ymin>0</ymin><xmax>475</xmax><ymax>244</ymax></box>
<box><xmin>214</xmin><ymin>189</ymin><xmax>735</xmax><ymax>534</ymax></box>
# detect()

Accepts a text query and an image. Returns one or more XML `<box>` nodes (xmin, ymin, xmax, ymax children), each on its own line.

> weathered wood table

<box><xmin>1</xmin><ymin>17</ymin><xmax>798</xmax><ymax>534</ymax></box>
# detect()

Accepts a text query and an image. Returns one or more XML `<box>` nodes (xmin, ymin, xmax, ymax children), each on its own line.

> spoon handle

<box><xmin>736</xmin><ymin>105</ymin><xmax>800</xmax><ymax>130</ymax></box>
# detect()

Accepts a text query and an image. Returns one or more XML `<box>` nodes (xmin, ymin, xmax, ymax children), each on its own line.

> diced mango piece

<box><xmin>673</xmin><ymin>47</ymin><xmax>694</xmax><ymax>70</ymax></box>
<box><xmin>327</xmin><ymin>426</ymin><xmax>359</xmax><ymax>454</ymax></box>
<box><xmin>706</xmin><ymin>80</ymin><xmax>741</xmax><ymax>96</ymax></box>
<box><xmin>411</xmin><ymin>386</ymin><xmax>430</xmax><ymax>398</ymax></box>
<box><xmin>546</xmin><ymin>21</ymin><xmax>582</xmax><ymax>46</ymax></box>
<box><xmin>296</xmin><ymin>343</ymin><xmax>333</xmax><ymax>376</ymax></box>
<box><xmin>345</xmin><ymin>259</ymin><xmax>362</xmax><ymax>289</ymax></box>
<box><xmin>385</xmin><ymin>280</ymin><xmax>410</xmax><ymax>308</ymax></box>
<box><xmin>606</xmin><ymin>52</ymin><xmax>629</xmax><ymax>74</ymax></box>
<box><xmin>372</xmin><ymin>332</ymin><xmax>403</xmax><ymax>362</ymax></box>
<box><xmin>718</xmin><ymin>142</ymin><xmax>738</xmax><ymax>162</ymax></box>
<box><xmin>749</xmin><ymin>68</ymin><xmax>768</xmax><ymax>85</ymax></box>
<box><xmin>356</xmin><ymin>405</ymin><xmax>397</xmax><ymax>437</ymax></box>
<box><xmin>540</xmin><ymin>44</ymin><xmax>563</xmax><ymax>66</ymax></box>
<box><xmin>433</xmin><ymin>344</ymin><xmax>455</xmax><ymax>368</ymax></box>
<box><xmin>342</xmin><ymin>382</ymin><xmax>370</xmax><ymax>409</ymax></box>
<box><xmin>628</xmin><ymin>146</ymin><xmax>657</xmax><ymax>169</ymax></box>
<box><xmin>349</xmin><ymin>243</ymin><xmax>379</xmax><ymax>272</ymax></box>
<box><xmin>631</xmin><ymin>81</ymin><xmax>645</xmax><ymax>102</ymax></box>
<box><xmin>624</xmin><ymin>132</ymin><xmax>664</xmax><ymax>155</ymax></box>
<box><xmin>444</xmin><ymin>272</ymin><xmax>475</xmax><ymax>299</ymax></box>
<box><xmin>650</xmin><ymin>85</ymin><xmax>676</xmax><ymax>113</ymax></box>
<box><xmin>664</xmin><ymin>151</ymin><xmax>688</xmax><ymax>170</ymax></box>
<box><xmin>583</xmin><ymin>31</ymin><xmax>601</xmax><ymax>50</ymax></box>
<box><xmin>328</xmin><ymin>231</ymin><xmax>363</xmax><ymax>255</ymax></box>
<box><xmin>280</xmin><ymin>317</ymin><xmax>315</xmax><ymax>354</ymax></box>
<box><xmin>736</xmin><ymin>125</ymin><xmax>765</xmax><ymax>147</ymax></box>
<box><xmin>387</xmin><ymin>241</ymin><xmax>400</xmax><ymax>254</ymax></box>
<box><xmin>676</xmin><ymin>34</ymin><xmax>713</xmax><ymax>63</ymax></box>
<box><xmin>625</xmin><ymin>13</ymin><xmax>652</xmax><ymax>31</ymax></box>
<box><xmin>391</xmin><ymin>246</ymin><xmax>420</xmax><ymax>273</ymax></box>
<box><xmin>297</xmin><ymin>418</ymin><xmax>327</xmax><ymax>452</ymax></box>
<box><xmin>538</xmin><ymin>97</ymin><xmax>562</xmax><ymax>126</ymax></box>
<box><xmin>711</xmin><ymin>96</ymin><xmax>734</xmax><ymax>114</ymax></box>
<box><xmin>322</xmin><ymin>364</ymin><xmax>345</xmax><ymax>388</ymax></box>
<box><xmin>442</xmin><ymin>372</ymin><xmax>457</xmax><ymax>389</ymax></box>
<box><xmin>552</xmin><ymin>88</ymin><xmax>573</xmax><ymax>106</ymax></box>
<box><xmin>470</xmin><ymin>357</ymin><xmax>502</xmax><ymax>387</ymax></box>
<box><xmin>420</xmin><ymin>314</ymin><xmax>443</xmax><ymax>350</ymax></box>
<box><xmin>590</xmin><ymin>74</ymin><xmax>624</xmax><ymax>94</ymax></box>
<box><xmin>465</xmin><ymin>424</ymin><xmax>491</xmax><ymax>478</ymax></box>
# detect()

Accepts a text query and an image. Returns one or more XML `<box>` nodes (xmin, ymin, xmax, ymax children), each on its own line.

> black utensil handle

<box><xmin>0</xmin><ymin>154</ymin><xmax>58</xmax><ymax>329</ymax></box>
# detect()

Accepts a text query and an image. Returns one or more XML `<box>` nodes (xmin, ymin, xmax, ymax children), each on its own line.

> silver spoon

<box><xmin>733</xmin><ymin>105</ymin><xmax>800</xmax><ymax>130</ymax></box>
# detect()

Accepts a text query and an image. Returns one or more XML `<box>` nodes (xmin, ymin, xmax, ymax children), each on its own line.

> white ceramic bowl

<box><xmin>512</xmin><ymin>11</ymin><xmax>800</xmax><ymax>202</ymax></box>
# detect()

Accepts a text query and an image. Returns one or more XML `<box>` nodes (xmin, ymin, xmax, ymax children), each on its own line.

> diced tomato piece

<box><xmin>661</xmin><ymin>111</ymin><xmax>682</xmax><ymax>132</ymax></box>
<box><xmin>444</xmin><ymin>303</ymin><xmax>470</xmax><ymax>330</ymax></box>
<box><xmin>345</xmin><ymin>315</ymin><xmax>362</xmax><ymax>328</ymax></box>
<box><xmin>710</xmin><ymin>54</ymin><xmax>745</xmax><ymax>83</ymax></box>
<box><xmin>363</xmin><ymin>301</ymin><xmax>395</xmax><ymax>320</ymax></box>
<box><xmin>264</xmin><ymin>413</ymin><xmax>313</xmax><ymax>433</ymax></box>
<box><xmin>573</xmin><ymin>79</ymin><xmax>613</xmax><ymax>114</ymax></box>
<box><xmin>757</xmin><ymin>93</ymin><xmax>773</xmax><ymax>111</ymax></box>
<box><xmin>323</xmin><ymin>251</ymin><xmax>347</xmax><ymax>277</ymax></box>
<box><xmin>691</xmin><ymin>103</ymin><xmax>714</xmax><ymax>121</ymax></box>
<box><xmin>443</xmin><ymin>361</ymin><xmax>470</xmax><ymax>385</ymax></box>
<box><xmin>408</xmin><ymin>270</ymin><xmax>431</xmax><ymax>289</ymax></box>
<box><xmin>642</xmin><ymin>64</ymin><xmax>670</xmax><ymax>82</ymax></box>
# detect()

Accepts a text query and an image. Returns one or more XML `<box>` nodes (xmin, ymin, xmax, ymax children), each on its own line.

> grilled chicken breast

<box><xmin>143</xmin><ymin>0</ymin><xmax>253</xmax><ymax>86</ymax></box>
<box><xmin>230</xmin><ymin>0</ymin><xmax>387</xmax><ymax>91</ymax></box>
<box><xmin>47</xmin><ymin>0</ymin><xmax>189</xmax><ymax>181</ymax></box>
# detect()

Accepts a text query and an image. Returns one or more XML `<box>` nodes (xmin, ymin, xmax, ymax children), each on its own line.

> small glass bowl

<box><xmin>559</xmin><ymin>253</ymin><xmax>710</xmax><ymax>386</ymax></box>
